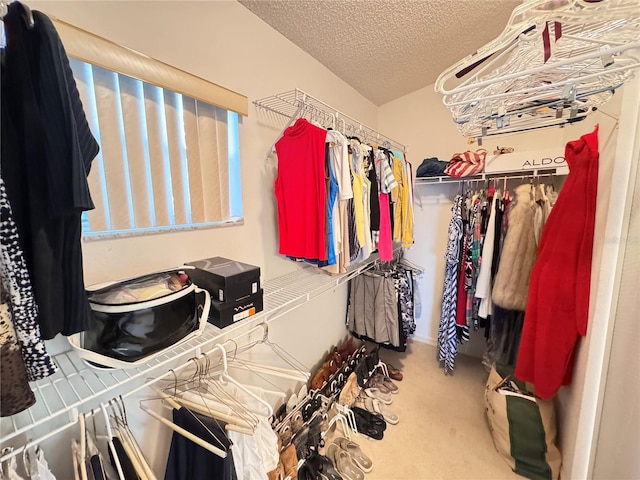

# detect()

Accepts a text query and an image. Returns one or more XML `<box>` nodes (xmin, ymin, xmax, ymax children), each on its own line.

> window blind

<box><xmin>71</xmin><ymin>59</ymin><xmax>236</xmax><ymax>234</ymax></box>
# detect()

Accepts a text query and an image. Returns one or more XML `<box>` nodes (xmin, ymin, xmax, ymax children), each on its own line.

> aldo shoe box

<box><xmin>186</xmin><ymin>257</ymin><xmax>261</xmax><ymax>303</ymax></box>
<box><xmin>209</xmin><ymin>290</ymin><xmax>264</xmax><ymax>329</ymax></box>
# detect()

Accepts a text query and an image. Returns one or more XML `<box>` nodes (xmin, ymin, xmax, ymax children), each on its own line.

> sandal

<box><xmin>308</xmin><ymin>451</ymin><xmax>343</xmax><ymax>480</ymax></box>
<box><xmin>333</xmin><ymin>437</ymin><xmax>373</xmax><ymax>473</ymax></box>
<box><xmin>327</xmin><ymin>443</ymin><xmax>364</xmax><ymax>480</ymax></box>
<box><xmin>369</xmin><ymin>373</ymin><xmax>399</xmax><ymax>394</ymax></box>
<box><xmin>369</xmin><ymin>398</ymin><xmax>399</xmax><ymax>425</ymax></box>
<box><xmin>364</xmin><ymin>387</ymin><xmax>392</xmax><ymax>405</ymax></box>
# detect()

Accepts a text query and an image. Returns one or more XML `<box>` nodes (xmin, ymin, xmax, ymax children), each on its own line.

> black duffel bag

<box><xmin>68</xmin><ymin>269</ymin><xmax>210</xmax><ymax>369</ymax></box>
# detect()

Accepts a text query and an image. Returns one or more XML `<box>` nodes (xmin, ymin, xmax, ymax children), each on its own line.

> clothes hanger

<box><xmin>100</xmin><ymin>403</ymin><xmax>126</xmax><ymax>480</ymax></box>
<box><xmin>77</xmin><ymin>413</ymin><xmax>89</xmax><ymax>480</ymax></box>
<box><xmin>160</xmin><ymin>358</ymin><xmax>259</xmax><ymax>433</ymax></box>
<box><xmin>109</xmin><ymin>398</ymin><xmax>154</xmax><ymax>480</ymax></box>
<box><xmin>436</xmin><ymin>0</ymin><xmax>640</xmax><ymax>138</ymax></box>
<box><xmin>139</xmin><ymin>387</ymin><xmax>229</xmax><ymax>458</ymax></box>
<box><xmin>187</xmin><ymin>355</ymin><xmax>264</xmax><ymax>430</ymax></box>
<box><xmin>437</xmin><ymin>0</ymin><xmax>639</xmax><ymax>95</ymax></box>
<box><xmin>230</xmin><ymin>323</ymin><xmax>310</xmax><ymax>382</ymax></box>
<box><xmin>210</xmin><ymin>344</ymin><xmax>274</xmax><ymax>418</ymax></box>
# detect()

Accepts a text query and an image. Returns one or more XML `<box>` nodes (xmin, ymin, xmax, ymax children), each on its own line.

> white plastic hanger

<box><xmin>109</xmin><ymin>398</ymin><xmax>155</xmax><ymax>480</ymax></box>
<box><xmin>228</xmin><ymin>323</ymin><xmax>310</xmax><ymax>382</ymax></box>
<box><xmin>435</xmin><ymin>0</ymin><xmax>640</xmax><ymax>137</ymax></box>
<box><xmin>210</xmin><ymin>344</ymin><xmax>274</xmax><ymax>418</ymax></box>
<box><xmin>100</xmin><ymin>403</ymin><xmax>126</xmax><ymax>480</ymax></box>
<box><xmin>139</xmin><ymin>394</ymin><xmax>228</xmax><ymax>458</ymax></box>
<box><xmin>155</xmin><ymin>359</ymin><xmax>258</xmax><ymax>434</ymax></box>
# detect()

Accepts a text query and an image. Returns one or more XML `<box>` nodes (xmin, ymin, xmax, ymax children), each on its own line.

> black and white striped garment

<box><xmin>438</xmin><ymin>195</ymin><xmax>464</xmax><ymax>375</ymax></box>
<box><xmin>0</xmin><ymin>177</ymin><xmax>58</xmax><ymax>381</ymax></box>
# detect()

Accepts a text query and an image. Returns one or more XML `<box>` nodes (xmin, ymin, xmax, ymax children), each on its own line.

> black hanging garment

<box><xmin>164</xmin><ymin>408</ymin><xmax>236</xmax><ymax>480</ymax></box>
<box><xmin>1</xmin><ymin>4</ymin><xmax>100</xmax><ymax>339</ymax></box>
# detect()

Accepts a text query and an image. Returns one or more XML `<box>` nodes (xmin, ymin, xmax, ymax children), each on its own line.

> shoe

<box><xmin>268</xmin><ymin>459</ymin><xmax>285</xmax><ymax>480</ymax></box>
<box><xmin>298</xmin><ymin>384</ymin><xmax>308</xmax><ymax>401</ymax></box>
<box><xmin>326</xmin><ymin>443</ymin><xmax>365</xmax><ymax>480</ymax></box>
<box><xmin>274</xmin><ymin>403</ymin><xmax>288</xmax><ymax>424</ymax></box>
<box><xmin>364</xmin><ymin>387</ymin><xmax>392</xmax><ymax>405</ymax></box>
<box><xmin>365</xmin><ymin>376</ymin><xmax>392</xmax><ymax>395</ymax></box>
<box><xmin>338</xmin><ymin>373</ymin><xmax>360</xmax><ymax>407</ymax></box>
<box><xmin>366</xmin><ymin>397</ymin><xmax>399</xmax><ymax>425</ymax></box>
<box><xmin>386</xmin><ymin>363</ymin><xmax>403</xmax><ymax>382</ymax></box>
<box><xmin>337</xmin><ymin>337</ymin><xmax>357</xmax><ymax>361</ymax></box>
<box><xmin>350</xmin><ymin>406</ymin><xmax>386</xmax><ymax>440</ymax></box>
<box><xmin>368</xmin><ymin>373</ymin><xmax>398</xmax><ymax>394</ymax></box>
<box><xmin>290</xmin><ymin>411</ymin><xmax>305</xmax><ymax>434</ymax></box>
<box><xmin>278</xmin><ymin>421</ymin><xmax>293</xmax><ymax>449</ymax></box>
<box><xmin>287</xmin><ymin>392</ymin><xmax>299</xmax><ymax>413</ymax></box>
<box><xmin>364</xmin><ymin>348</ymin><xmax>380</xmax><ymax>374</ymax></box>
<box><xmin>307</xmin><ymin>450</ymin><xmax>343</xmax><ymax>480</ymax></box>
<box><xmin>310</xmin><ymin>362</ymin><xmax>328</xmax><ymax>390</ymax></box>
<box><xmin>292</xmin><ymin>425</ymin><xmax>310</xmax><ymax>461</ymax></box>
<box><xmin>354</xmin><ymin>360</ymin><xmax>370</xmax><ymax>388</ymax></box>
<box><xmin>325</xmin><ymin>347</ymin><xmax>344</xmax><ymax>368</ymax></box>
<box><xmin>280</xmin><ymin>443</ymin><xmax>299</xmax><ymax>480</ymax></box>
<box><xmin>333</xmin><ymin>437</ymin><xmax>373</xmax><ymax>473</ymax></box>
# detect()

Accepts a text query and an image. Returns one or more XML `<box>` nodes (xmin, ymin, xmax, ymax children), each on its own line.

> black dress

<box><xmin>1</xmin><ymin>3</ymin><xmax>99</xmax><ymax>339</ymax></box>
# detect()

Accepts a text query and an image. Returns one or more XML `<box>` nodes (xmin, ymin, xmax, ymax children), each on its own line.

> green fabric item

<box><xmin>506</xmin><ymin>395</ymin><xmax>552</xmax><ymax>480</ymax></box>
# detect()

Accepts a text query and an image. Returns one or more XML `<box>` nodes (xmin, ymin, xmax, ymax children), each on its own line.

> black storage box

<box><xmin>209</xmin><ymin>289</ymin><xmax>264</xmax><ymax>328</ymax></box>
<box><xmin>186</xmin><ymin>257</ymin><xmax>261</xmax><ymax>302</ymax></box>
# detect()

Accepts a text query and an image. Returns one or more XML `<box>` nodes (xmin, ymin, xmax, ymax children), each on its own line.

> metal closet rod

<box><xmin>253</xmin><ymin>88</ymin><xmax>406</xmax><ymax>152</ymax></box>
<box><xmin>415</xmin><ymin>167</ymin><xmax>566</xmax><ymax>185</ymax></box>
<box><xmin>0</xmin><ymin>321</ymin><xmax>279</xmax><ymax>464</ymax></box>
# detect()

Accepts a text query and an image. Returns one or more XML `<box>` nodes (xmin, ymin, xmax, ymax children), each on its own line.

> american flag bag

<box><xmin>444</xmin><ymin>149</ymin><xmax>487</xmax><ymax>178</ymax></box>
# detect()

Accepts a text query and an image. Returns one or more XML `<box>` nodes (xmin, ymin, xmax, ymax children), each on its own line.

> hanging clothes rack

<box><xmin>414</xmin><ymin>166</ymin><xmax>566</xmax><ymax>185</ymax></box>
<box><xmin>253</xmin><ymin>89</ymin><xmax>406</xmax><ymax>160</ymax></box>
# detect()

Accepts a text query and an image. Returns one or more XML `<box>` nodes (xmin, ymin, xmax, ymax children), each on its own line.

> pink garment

<box><xmin>378</xmin><ymin>192</ymin><xmax>393</xmax><ymax>261</ymax></box>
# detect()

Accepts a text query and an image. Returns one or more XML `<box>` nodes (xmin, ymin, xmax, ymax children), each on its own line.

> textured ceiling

<box><xmin>239</xmin><ymin>0</ymin><xmax>521</xmax><ymax>105</ymax></box>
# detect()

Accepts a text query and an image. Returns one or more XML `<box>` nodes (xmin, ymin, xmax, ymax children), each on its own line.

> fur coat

<box><xmin>492</xmin><ymin>185</ymin><xmax>538</xmax><ymax>311</ymax></box>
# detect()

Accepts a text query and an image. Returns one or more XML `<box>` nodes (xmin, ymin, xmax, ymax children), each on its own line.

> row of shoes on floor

<box><xmin>268</xmin><ymin>338</ymin><xmax>402</xmax><ymax>480</ymax></box>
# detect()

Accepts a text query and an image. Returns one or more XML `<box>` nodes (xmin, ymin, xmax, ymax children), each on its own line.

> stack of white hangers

<box><xmin>435</xmin><ymin>0</ymin><xmax>640</xmax><ymax>138</ymax></box>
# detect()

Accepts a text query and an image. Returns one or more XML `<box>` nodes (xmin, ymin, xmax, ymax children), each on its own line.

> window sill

<box><xmin>82</xmin><ymin>217</ymin><xmax>244</xmax><ymax>241</ymax></box>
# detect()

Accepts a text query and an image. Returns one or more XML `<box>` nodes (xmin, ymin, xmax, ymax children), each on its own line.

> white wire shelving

<box><xmin>253</xmin><ymin>88</ymin><xmax>406</xmax><ymax>155</ymax></box>
<box><xmin>0</xmin><ymin>256</ymin><xmax>383</xmax><ymax>459</ymax></box>
<box><xmin>414</xmin><ymin>166</ymin><xmax>569</xmax><ymax>185</ymax></box>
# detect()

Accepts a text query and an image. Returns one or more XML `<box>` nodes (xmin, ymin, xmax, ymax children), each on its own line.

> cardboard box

<box><xmin>208</xmin><ymin>289</ymin><xmax>264</xmax><ymax>328</ymax></box>
<box><xmin>186</xmin><ymin>257</ymin><xmax>261</xmax><ymax>303</ymax></box>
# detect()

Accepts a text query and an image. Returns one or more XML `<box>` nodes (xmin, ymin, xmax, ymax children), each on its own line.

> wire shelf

<box><xmin>0</xmin><ymin>254</ymin><xmax>383</xmax><ymax>452</ymax></box>
<box><xmin>414</xmin><ymin>166</ymin><xmax>569</xmax><ymax>185</ymax></box>
<box><xmin>253</xmin><ymin>88</ymin><xmax>406</xmax><ymax>153</ymax></box>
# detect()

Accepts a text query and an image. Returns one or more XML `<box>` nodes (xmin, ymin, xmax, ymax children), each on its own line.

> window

<box><xmin>71</xmin><ymin>60</ymin><xmax>242</xmax><ymax>237</ymax></box>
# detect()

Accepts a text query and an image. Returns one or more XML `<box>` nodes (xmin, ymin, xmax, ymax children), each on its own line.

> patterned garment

<box><xmin>347</xmin><ymin>198</ymin><xmax>361</xmax><ymax>263</ymax></box>
<box><xmin>0</xmin><ymin>177</ymin><xmax>57</xmax><ymax>381</ymax></box>
<box><xmin>393</xmin><ymin>268</ymin><xmax>416</xmax><ymax>337</ymax></box>
<box><xmin>0</xmin><ymin>300</ymin><xmax>36</xmax><ymax>416</ymax></box>
<box><xmin>466</xmin><ymin>198</ymin><xmax>482</xmax><ymax>328</ymax></box>
<box><xmin>438</xmin><ymin>195</ymin><xmax>464</xmax><ymax>375</ymax></box>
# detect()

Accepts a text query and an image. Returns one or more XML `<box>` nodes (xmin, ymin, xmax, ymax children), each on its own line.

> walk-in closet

<box><xmin>1</xmin><ymin>1</ymin><xmax>638</xmax><ymax>479</ymax></box>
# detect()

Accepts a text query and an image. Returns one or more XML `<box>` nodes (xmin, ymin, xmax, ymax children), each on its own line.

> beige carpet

<box><xmin>344</xmin><ymin>341</ymin><xmax>522</xmax><ymax>480</ymax></box>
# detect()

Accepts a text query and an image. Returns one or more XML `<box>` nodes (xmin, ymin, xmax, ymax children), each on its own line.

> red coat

<box><xmin>515</xmin><ymin>126</ymin><xmax>599</xmax><ymax>399</ymax></box>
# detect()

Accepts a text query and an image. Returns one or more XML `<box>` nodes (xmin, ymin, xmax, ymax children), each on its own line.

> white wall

<box><xmin>30</xmin><ymin>0</ymin><xmax>379</xmax><ymax>286</ymax></box>
<box><xmin>377</xmin><ymin>79</ymin><xmax>628</xmax><ymax>478</ymax></box>
<box><xmin>22</xmin><ymin>1</ymin><xmax>377</xmax><ymax>477</ymax></box>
